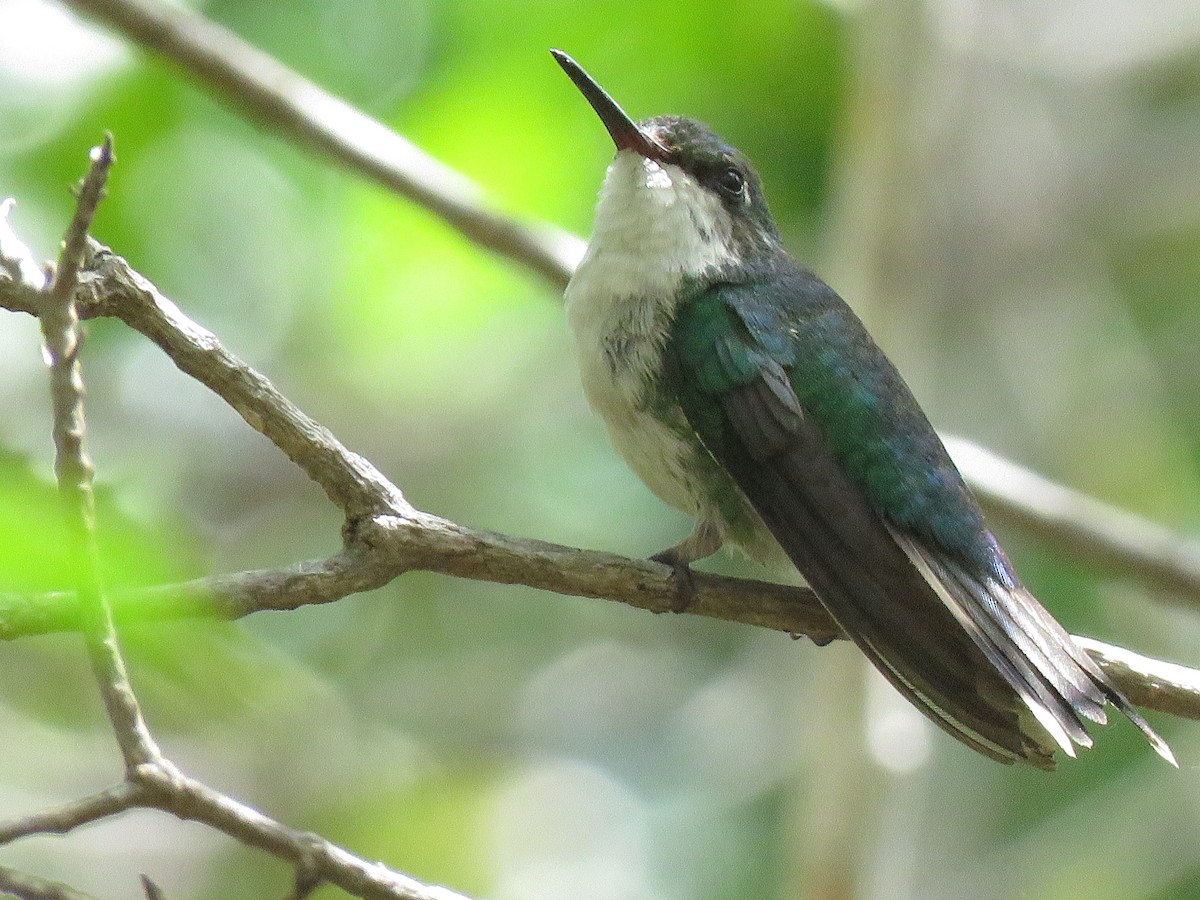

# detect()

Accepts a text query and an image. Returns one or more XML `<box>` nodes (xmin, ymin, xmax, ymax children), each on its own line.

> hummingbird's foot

<box><xmin>657</xmin><ymin>519</ymin><xmax>725</xmax><ymax>565</ymax></box>
<box><xmin>649</xmin><ymin>547</ymin><xmax>698</xmax><ymax>613</ymax></box>
<box><xmin>650</xmin><ymin>520</ymin><xmax>723</xmax><ymax>613</ymax></box>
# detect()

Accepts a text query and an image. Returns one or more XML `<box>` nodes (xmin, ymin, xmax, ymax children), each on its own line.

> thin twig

<box><xmin>133</xmin><ymin>762</ymin><xmax>470</xmax><ymax>900</ymax></box>
<box><xmin>1075</xmin><ymin>637</ymin><xmax>1200</xmax><ymax>721</ymax></box>
<box><xmin>284</xmin><ymin>839</ymin><xmax>323</xmax><ymax>900</ymax></box>
<box><xmin>80</xmin><ymin>240</ymin><xmax>408</xmax><ymax>517</ymax></box>
<box><xmin>947</xmin><ymin>437</ymin><xmax>1200</xmax><ymax>602</ymax></box>
<box><xmin>0</xmin><ymin>508</ymin><xmax>1196</xmax><ymax>720</ymax></box>
<box><xmin>0</xmin><ymin>865</ymin><xmax>104</xmax><ymax>900</ymax></box>
<box><xmin>59</xmin><ymin>0</ymin><xmax>585</xmax><ymax>290</ymax></box>
<box><xmin>0</xmin><ymin>541</ymin><xmax>834</xmax><ymax>642</ymax></box>
<box><xmin>0</xmin><ymin>549</ymin><xmax>386</xmax><ymax>637</ymax></box>
<box><xmin>0</xmin><ymin>782</ymin><xmax>143</xmax><ymax>844</ymax></box>
<box><xmin>40</xmin><ymin>136</ymin><xmax>161</xmax><ymax>770</ymax></box>
<box><xmin>0</xmin><ymin>763</ymin><xmax>469</xmax><ymax>900</ymax></box>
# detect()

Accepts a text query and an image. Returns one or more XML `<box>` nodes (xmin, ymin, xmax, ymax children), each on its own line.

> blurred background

<box><xmin>1</xmin><ymin>0</ymin><xmax>1199</xmax><ymax>897</ymax></box>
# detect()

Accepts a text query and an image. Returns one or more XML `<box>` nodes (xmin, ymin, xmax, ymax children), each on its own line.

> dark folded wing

<box><xmin>670</xmin><ymin>281</ymin><xmax>1173</xmax><ymax>767</ymax></box>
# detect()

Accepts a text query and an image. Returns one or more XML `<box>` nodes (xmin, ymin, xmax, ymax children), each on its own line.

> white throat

<box><xmin>567</xmin><ymin>151</ymin><xmax>735</xmax><ymax>308</ymax></box>
<box><xmin>564</xmin><ymin>151</ymin><xmax>737</xmax><ymax>406</ymax></box>
<box><xmin>562</xmin><ymin>151</ymin><xmax>739</xmax><ymax>523</ymax></box>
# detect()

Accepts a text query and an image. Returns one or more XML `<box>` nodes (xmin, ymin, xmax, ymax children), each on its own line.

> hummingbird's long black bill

<box><xmin>551</xmin><ymin>49</ymin><xmax>669</xmax><ymax>161</ymax></box>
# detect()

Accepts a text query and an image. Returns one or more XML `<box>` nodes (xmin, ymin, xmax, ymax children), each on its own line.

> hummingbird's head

<box><xmin>553</xmin><ymin>50</ymin><xmax>782</xmax><ymax>298</ymax></box>
<box><xmin>636</xmin><ymin>115</ymin><xmax>781</xmax><ymax>251</ymax></box>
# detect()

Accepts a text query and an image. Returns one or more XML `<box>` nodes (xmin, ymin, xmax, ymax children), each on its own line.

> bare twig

<box><xmin>947</xmin><ymin>437</ymin><xmax>1200</xmax><ymax>603</ymax></box>
<box><xmin>0</xmin><ymin>782</ymin><xmax>143</xmax><ymax>844</ymax></box>
<box><xmin>1076</xmin><ymin>637</ymin><xmax>1200</xmax><ymax>722</ymax></box>
<box><xmin>132</xmin><ymin>762</ymin><xmax>471</xmax><ymax>900</ymax></box>
<box><xmin>0</xmin><ymin>865</ymin><xmax>104</xmax><ymax>900</ymax></box>
<box><xmin>40</xmin><ymin>136</ymin><xmax>162</xmax><ymax>769</ymax></box>
<box><xmin>84</xmin><ymin>240</ymin><xmax>407</xmax><ymax>517</ymax></box>
<box><xmin>285</xmin><ymin>839</ymin><xmax>324</xmax><ymax>900</ymax></box>
<box><xmin>0</xmin><ymin>541</ymin><xmax>835</xmax><ymax>644</ymax></box>
<box><xmin>59</xmin><ymin>0</ymin><xmax>584</xmax><ymax>289</ymax></box>
<box><xmin>0</xmin><ymin>762</ymin><xmax>470</xmax><ymax>900</ymax></box>
<box><xmin>6</xmin><ymin>512</ymin><xmax>1197</xmax><ymax>718</ymax></box>
<box><xmin>0</xmin><ymin>549</ymin><xmax>385</xmax><ymax>637</ymax></box>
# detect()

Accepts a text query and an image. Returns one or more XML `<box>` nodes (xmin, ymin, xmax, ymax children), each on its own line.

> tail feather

<box><xmin>893</xmin><ymin>528</ymin><xmax>1175</xmax><ymax>766</ymax></box>
<box><xmin>941</xmin><ymin>553</ymin><xmax>1108</xmax><ymax>720</ymax></box>
<box><xmin>895</xmin><ymin>534</ymin><xmax>1090</xmax><ymax>754</ymax></box>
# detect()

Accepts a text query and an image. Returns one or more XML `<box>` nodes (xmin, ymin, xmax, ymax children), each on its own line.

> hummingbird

<box><xmin>552</xmin><ymin>49</ymin><xmax>1175</xmax><ymax>769</ymax></box>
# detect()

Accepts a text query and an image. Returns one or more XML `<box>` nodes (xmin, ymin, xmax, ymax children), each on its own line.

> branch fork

<box><xmin>0</xmin><ymin>144</ymin><xmax>469</xmax><ymax>900</ymax></box>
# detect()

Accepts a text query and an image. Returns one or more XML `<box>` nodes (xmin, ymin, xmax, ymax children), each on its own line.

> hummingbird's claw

<box><xmin>650</xmin><ymin>547</ymin><xmax>698</xmax><ymax>613</ymax></box>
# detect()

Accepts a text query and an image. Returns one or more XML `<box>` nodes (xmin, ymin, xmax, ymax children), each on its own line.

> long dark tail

<box><xmin>895</xmin><ymin>530</ymin><xmax>1176</xmax><ymax>766</ymax></box>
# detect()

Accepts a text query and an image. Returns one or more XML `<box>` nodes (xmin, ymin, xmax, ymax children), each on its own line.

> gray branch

<box><xmin>1075</xmin><ymin>638</ymin><xmax>1200</xmax><ymax>721</ymax></box>
<box><xmin>0</xmin><ymin>761</ymin><xmax>471</xmax><ymax>900</ymax></box>
<box><xmin>0</xmin><ymin>865</ymin><xmax>105</xmax><ymax>900</ymax></box>
<box><xmin>40</xmin><ymin>135</ymin><xmax>163</xmax><ymax>771</ymax></box>
<box><xmin>60</xmin><ymin>0</ymin><xmax>584</xmax><ymax>290</ymax></box>
<box><xmin>0</xmin><ymin>783</ymin><xmax>143</xmax><ymax>844</ymax></box>
<box><xmin>946</xmin><ymin>437</ymin><xmax>1200</xmax><ymax>605</ymax></box>
<box><xmin>134</xmin><ymin>761</ymin><xmax>470</xmax><ymax>900</ymax></box>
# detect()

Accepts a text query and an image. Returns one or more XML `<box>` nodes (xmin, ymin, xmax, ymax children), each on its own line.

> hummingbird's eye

<box><xmin>716</xmin><ymin>166</ymin><xmax>746</xmax><ymax>198</ymax></box>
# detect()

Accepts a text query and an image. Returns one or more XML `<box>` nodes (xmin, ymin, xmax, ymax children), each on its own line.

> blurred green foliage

<box><xmin>1</xmin><ymin>0</ymin><xmax>1199</xmax><ymax>898</ymax></box>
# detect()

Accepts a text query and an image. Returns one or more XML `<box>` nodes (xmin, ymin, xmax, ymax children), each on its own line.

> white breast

<box><xmin>565</xmin><ymin>151</ymin><xmax>735</xmax><ymax>516</ymax></box>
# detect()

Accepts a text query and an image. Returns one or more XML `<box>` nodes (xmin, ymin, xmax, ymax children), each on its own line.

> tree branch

<box><xmin>0</xmin><ymin>763</ymin><xmax>472</xmax><ymax>900</ymax></box>
<box><xmin>0</xmin><ymin>147</ymin><xmax>473</xmax><ymax>900</ymax></box>
<box><xmin>0</xmin><ymin>783</ymin><xmax>143</xmax><ymax>844</ymax></box>
<box><xmin>3</xmin><ymin>511</ymin><xmax>1196</xmax><ymax>719</ymax></box>
<box><xmin>40</xmin><ymin>135</ymin><xmax>163</xmax><ymax>770</ymax></box>
<box><xmin>0</xmin><ymin>540</ymin><xmax>837</xmax><ymax>644</ymax></box>
<box><xmin>83</xmin><ymin>242</ymin><xmax>408</xmax><ymax>518</ymax></box>
<box><xmin>0</xmin><ymin>865</ymin><xmax>105</xmax><ymax>900</ymax></box>
<box><xmin>59</xmin><ymin>0</ymin><xmax>584</xmax><ymax>290</ymax></box>
<box><xmin>1075</xmin><ymin>637</ymin><xmax>1200</xmax><ymax>722</ymax></box>
<box><xmin>134</xmin><ymin>761</ymin><xmax>471</xmax><ymax>900</ymax></box>
<box><xmin>947</xmin><ymin>437</ymin><xmax>1200</xmax><ymax>604</ymax></box>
